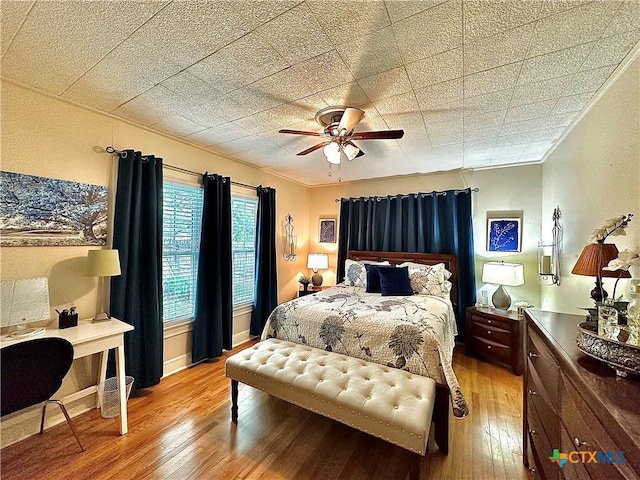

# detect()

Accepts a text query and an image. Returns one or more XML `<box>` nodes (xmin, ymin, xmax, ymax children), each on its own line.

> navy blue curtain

<box><xmin>250</xmin><ymin>186</ymin><xmax>277</xmax><ymax>336</ymax></box>
<box><xmin>110</xmin><ymin>149</ymin><xmax>163</xmax><ymax>389</ymax></box>
<box><xmin>192</xmin><ymin>174</ymin><xmax>233</xmax><ymax>363</ymax></box>
<box><xmin>337</xmin><ymin>189</ymin><xmax>476</xmax><ymax>337</ymax></box>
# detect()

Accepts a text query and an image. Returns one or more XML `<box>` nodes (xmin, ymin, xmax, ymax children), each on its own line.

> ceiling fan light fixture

<box><xmin>326</xmin><ymin>151</ymin><xmax>341</xmax><ymax>164</ymax></box>
<box><xmin>343</xmin><ymin>143</ymin><xmax>359</xmax><ymax>161</ymax></box>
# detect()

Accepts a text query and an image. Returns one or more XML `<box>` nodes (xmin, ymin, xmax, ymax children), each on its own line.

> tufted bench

<box><xmin>225</xmin><ymin>338</ymin><xmax>436</xmax><ymax>460</ymax></box>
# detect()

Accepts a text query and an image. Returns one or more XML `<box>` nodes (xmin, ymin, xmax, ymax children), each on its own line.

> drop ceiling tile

<box><xmin>357</xmin><ymin>68</ymin><xmax>412</xmax><ymax>102</ymax></box>
<box><xmin>464</xmin><ymin>125</ymin><xmax>502</xmax><ymax>142</ymax></box>
<box><xmin>464</xmin><ymin>109</ymin><xmax>506</xmax><ymax>131</ymax></box>
<box><xmin>112</xmin><ymin>85</ymin><xmax>191</xmax><ymax>126</ymax></box>
<box><xmin>151</xmin><ymin>115</ymin><xmax>207</xmax><ymax>138</ymax></box>
<box><xmin>495</xmin><ymin>127</ymin><xmax>563</xmax><ymax>147</ymax></box>
<box><xmin>131</xmin><ymin>1</ymin><xmax>297</xmax><ymax>69</ymax></box>
<box><xmin>235</xmin><ymin>97</ymin><xmax>324</xmax><ymax>136</ymax></box>
<box><xmin>463</xmin><ymin>89</ymin><xmax>514</xmax><ymax>116</ymax></box>
<box><xmin>185</xmin><ymin>122</ymin><xmax>252</xmax><ymax>147</ymax></box>
<box><xmin>553</xmin><ymin>92</ymin><xmax>593</xmax><ymax>114</ymax></box>
<box><xmin>1</xmin><ymin>0</ymin><xmax>33</xmax><ymax>56</ymax></box>
<box><xmin>1</xmin><ymin>1</ymin><xmax>164</xmax><ymax>94</ymax></box>
<box><xmin>538</xmin><ymin>1</ymin><xmax>592</xmax><ymax>18</ymax></box>
<box><xmin>374</xmin><ymin>91</ymin><xmax>419</xmax><ymax>116</ymax></box>
<box><xmin>511</xmin><ymin>75</ymin><xmax>569</xmax><ymax>106</ymax></box>
<box><xmin>566</xmin><ymin>65</ymin><xmax>617</xmax><ymax>95</ymax></box>
<box><xmin>580</xmin><ymin>29</ymin><xmax>640</xmax><ymax>71</ymax></box>
<box><xmin>385</xmin><ymin>1</ymin><xmax>445</xmax><ymax>24</ymax></box>
<box><xmin>306</xmin><ymin>1</ymin><xmax>391</xmax><ymax>45</ymax></box>
<box><xmin>213</xmin><ymin>134</ymin><xmax>275</xmax><ymax>155</ymax></box>
<box><xmin>603</xmin><ymin>1</ymin><xmax>640</xmax><ymax>37</ymax></box>
<box><xmin>463</xmin><ymin>23</ymin><xmax>534</xmax><ymax>75</ymax></box>
<box><xmin>405</xmin><ymin>48</ymin><xmax>462</xmax><ymax>90</ymax></box>
<box><xmin>225</xmin><ymin>87</ymin><xmax>285</xmax><ymax>118</ymax></box>
<box><xmin>421</xmin><ymin>100</ymin><xmax>464</xmax><ymax>126</ymax></box>
<box><xmin>254</xmin><ymin>3</ymin><xmax>332</xmax><ymax>65</ymax></box>
<box><xmin>518</xmin><ymin>43</ymin><xmax>594</xmax><ymax>85</ymax></box>
<box><xmin>178</xmin><ymin>103</ymin><xmax>228</xmax><ymax>129</ymax></box>
<box><xmin>336</xmin><ymin>26</ymin><xmax>404</xmax><ymax>79</ymax></box>
<box><xmin>429</xmin><ymin>132</ymin><xmax>464</xmax><ymax>146</ymax></box>
<box><xmin>464</xmin><ymin>62</ymin><xmax>521</xmax><ymax>97</ymax></box>
<box><xmin>414</xmin><ymin>78</ymin><xmax>463</xmax><ymax>110</ymax></box>
<box><xmin>504</xmin><ymin>99</ymin><xmax>558</xmax><ymax>124</ymax></box>
<box><xmin>427</xmin><ymin>116</ymin><xmax>464</xmax><ymax>136</ymax></box>
<box><xmin>463</xmin><ymin>1</ymin><xmax>542</xmax><ymax>44</ymax></box>
<box><xmin>393</xmin><ymin>1</ymin><xmax>462</xmax><ymax>64</ymax></box>
<box><xmin>160</xmin><ymin>71</ymin><xmax>224</xmax><ymax>106</ymax></box>
<box><xmin>464</xmin><ymin>138</ymin><xmax>495</xmax><ymax>152</ymax></box>
<box><xmin>501</xmin><ymin>111</ymin><xmax>575</xmax><ymax>136</ymax></box>
<box><xmin>189</xmin><ymin>33</ymin><xmax>290</xmax><ymax>95</ymax></box>
<box><xmin>527</xmin><ymin>1</ymin><xmax>619</xmax><ymax>57</ymax></box>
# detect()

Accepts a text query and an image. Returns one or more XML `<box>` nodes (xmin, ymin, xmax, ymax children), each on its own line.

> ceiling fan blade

<box><xmin>297</xmin><ymin>142</ymin><xmax>330</xmax><ymax>156</ymax></box>
<box><xmin>337</xmin><ymin>107</ymin><xmax>364</xmax><ymax>136</ymax></box>
<box><xmin>279</xmin><ymin>129</ymin><xmax>324</xmax><ymax>137</ymax></box>
<box><xmin>350</xmin><ymin>130</ymin><xmax>404</xmax><ymax>140</ymax></box>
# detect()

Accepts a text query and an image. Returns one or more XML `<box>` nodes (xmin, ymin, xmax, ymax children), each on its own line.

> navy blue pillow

<box><xmin>379</xmin><ymin>266</ymin><xmax>413</xmax><ymax>296</ymax></box>
<box><xmin>365</xmin><ymin>264</ymin><xmax>394</xmax><ymax>293</ymax></box>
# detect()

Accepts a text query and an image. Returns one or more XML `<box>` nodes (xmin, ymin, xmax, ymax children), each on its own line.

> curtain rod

<box><xmin>334</xmin><ymin>188</ymin><xmax>479</xmax><ymax>202</ymax></box>
<box><xmin>105</xmin><ymin>146</ymin><xmax>257</xmax><ymax>190</ymax></box>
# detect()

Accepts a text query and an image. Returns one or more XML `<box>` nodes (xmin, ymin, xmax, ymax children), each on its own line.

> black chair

<box><xmin>1</xmin><ymin>337</ymin><xmax>84</xmax><ymax>451</ymax></box>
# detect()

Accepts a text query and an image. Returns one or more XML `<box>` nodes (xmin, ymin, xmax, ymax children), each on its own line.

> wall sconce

<box><xmin>284</xmin><ymin>214</ymin><xmax>297</xmax><ymax>262</ymax></box>
<box><xmin>539</xmin><ymin>206</ymin><xmax>562</xmax><ymax>286</ymax></box>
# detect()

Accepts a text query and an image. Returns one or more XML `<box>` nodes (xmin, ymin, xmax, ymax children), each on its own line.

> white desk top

<box><xmin>1</xmin><ymin>318</ymin><xmax>133</xmax><ymax>347</ymax></box>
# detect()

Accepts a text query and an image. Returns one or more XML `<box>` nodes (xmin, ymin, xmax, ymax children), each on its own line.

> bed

<box><xmin>260</xmin><ymin>250</ymin><xmax>469</xmax><ymax>453</ymax></box>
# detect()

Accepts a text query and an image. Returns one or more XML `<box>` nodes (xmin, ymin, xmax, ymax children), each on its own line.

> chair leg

<box><xmin>40</xmin><ymin>403</ymin><xmax>47</xmax><ymax>434</ymax></box>
<box><xmin>49</xmin><ymin>400</ymin><xmax>85</xmax><ymax>452</ymax></box>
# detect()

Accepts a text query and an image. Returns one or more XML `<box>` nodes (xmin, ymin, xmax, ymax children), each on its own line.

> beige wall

<box><xmin>307</xmin><ymin>165</ymin><xmax>543</xmax><ymax>308</ymax></box>
<box><xmin>0</xmin><ymin>79</ymin><xmax>310</xmax><ymax>445</ymax></box>
<box><xmin>540</xmin><ymin>55</ymin><xmax>640</xmax><ymax>314</ymax></box>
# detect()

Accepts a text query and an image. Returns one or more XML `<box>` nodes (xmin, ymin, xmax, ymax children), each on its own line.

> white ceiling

<box><xmin>2</xmin><ymin>1</ymin><xmax>639</xmax><ymax>186</ymax></box>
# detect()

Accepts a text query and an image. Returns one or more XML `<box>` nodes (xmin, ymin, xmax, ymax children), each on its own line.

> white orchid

<box><xmin>604</xmin><ymin>249</ymin><xmax>640</xmax><ymax>272</ymax></box>
<box><xmin>588</xmin><ymin>213</ymin><xmax>633</xmax><ymax>243</ymax></box>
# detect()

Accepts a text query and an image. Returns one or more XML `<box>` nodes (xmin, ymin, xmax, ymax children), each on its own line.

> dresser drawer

<box><xmin>527</xmin><ymin>327</ymin><xmax>559</xmax><ymax>409</ymax></box>
<box><xmin>471</xmin><ymin>319</ymin><xmax>512</xmax><ymax>346</ymax></box>
<box><xmin>527</xmin><ymin>400</ymin><xmax>559</xmax><ymax>480</ymax></box>
<box><xmin>527</xmin><ymin>365</ymin><xmax>559</xmax><ymax>445</ymax></box>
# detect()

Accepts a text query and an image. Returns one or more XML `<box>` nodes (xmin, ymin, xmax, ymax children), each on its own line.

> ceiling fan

<box><xmin>278</xmin><ymin>106</ymin><xmax>404</xmax><ymax>164</ymax></box>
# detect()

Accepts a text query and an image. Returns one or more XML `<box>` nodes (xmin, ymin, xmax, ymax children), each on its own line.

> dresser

<box><xmin>523</xmin><ymin>309</ymin><xmax>640</xmax><ymax>479</ymax></box>
<box><xmin>465</xmin><ymin>306</ymin><xmax>523</xmax><ymax>375</ymax></box>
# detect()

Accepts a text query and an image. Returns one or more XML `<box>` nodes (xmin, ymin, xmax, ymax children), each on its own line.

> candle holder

<box><xmin>538</xmin><ymin>206</ymin><xmax>561</xmax><ymax>286</ymax></box>
<box><xmin>284</xmin><ymin>214</ymin><xmax>297</xmax><ymax>262</ymax></box>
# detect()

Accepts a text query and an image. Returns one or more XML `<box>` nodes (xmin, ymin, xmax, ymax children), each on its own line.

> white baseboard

<box><xmin>233</xmin><ymin>329</ymin><xmax>252</xmax><ymax>347</ymax></box>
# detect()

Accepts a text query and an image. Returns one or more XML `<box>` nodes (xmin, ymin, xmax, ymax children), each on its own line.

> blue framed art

<box><xmin>487</xmin><ymin>216</ymin><xmax>522</xmax><ymax>252</ymax></box>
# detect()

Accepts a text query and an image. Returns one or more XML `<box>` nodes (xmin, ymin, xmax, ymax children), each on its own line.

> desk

<box><xmin>1</xmin><ymin>318</ymin><xmax>134</xmax><ymax>435</ymax></box>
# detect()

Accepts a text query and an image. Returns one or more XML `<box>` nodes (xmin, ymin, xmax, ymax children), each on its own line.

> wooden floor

<box><xmin>1</xmin><ymin>343</ymin><xmax>527</xmax><ymax>480</ymax></box>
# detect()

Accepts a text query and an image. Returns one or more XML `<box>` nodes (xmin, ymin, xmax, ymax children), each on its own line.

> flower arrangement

<box><xmin>605</xmin><ymin>249</ymin><xmax>640</xmax><ymax>273</ymax></box>
<box><xmin>589</xmin><ymin>213</ymin><xmax>633</xmax><ymax>243</ymax></box>
<box><xmin>298</xmin><ymin>275</ymin><xmax>311</xmax><ymax>285</ymax></box>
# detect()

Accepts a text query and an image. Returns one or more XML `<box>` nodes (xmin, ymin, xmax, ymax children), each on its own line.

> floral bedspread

<box><xmin>261</xmin><ymin>284</ymin><xmax>469</xmax><ymax>418</ymax></box>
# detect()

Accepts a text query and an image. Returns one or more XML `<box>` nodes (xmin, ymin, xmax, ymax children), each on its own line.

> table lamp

<box><xmin>86</xmin><ymin>249</ymin><xmax>121</xmax><ymax>322</ymax></box>
<box><xmin>307</xmin><ymin>253</ymin><xmax>329</xmax><ymax>287</ymax></box>
<box><xmin>482</xmin><ymin>261</ymin><xmax>524</xmax><ymax>310</ymax></box>
<box><xmin>571</xmin><ymin>243</ymin><xmax>630</xmax><ymax>303</ymax></box>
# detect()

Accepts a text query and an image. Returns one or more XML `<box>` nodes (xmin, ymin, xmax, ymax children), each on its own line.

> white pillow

<box><xmin>400</xmin><ymin>261</ymin><xmax>452</xmax><ymax>280</ymax></box>
<box><xmin>407</xmin><ymin>264</ymin><xmax>451</xmax><ymax>298</ymax></box>
<box><xmin>344</xmin><ymin>259</ymin><xmax>390</xmax><ymax>287</ymax></box>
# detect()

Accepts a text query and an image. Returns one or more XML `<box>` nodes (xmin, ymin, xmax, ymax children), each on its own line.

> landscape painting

<box><xmin>0</xmin><ymin>171</ymin><xmax>107</xmax><ymax>246</ymax></box>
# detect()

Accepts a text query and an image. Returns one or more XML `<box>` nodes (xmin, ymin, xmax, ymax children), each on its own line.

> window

<box><xmin>162</xmin><ymin>182</ymin><xmax>203</xmax><ymax>322</ymax></box>
<box><xmin>231</xmin><ymin>195</ymin><xmax>258</xmax><ymax>307</ymax></box>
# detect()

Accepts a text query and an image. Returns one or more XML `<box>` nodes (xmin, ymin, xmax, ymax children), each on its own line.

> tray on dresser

<box><xmin>576</xmin><ymin>322</ymin><xmax>640</xmax><ymax>377</ymax></box>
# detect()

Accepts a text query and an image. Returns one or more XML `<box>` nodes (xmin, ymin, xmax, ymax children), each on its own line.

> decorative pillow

<box><xmin>407</xmin><ymin>264</ymin><xmax>450</xmax><ymax>298</ymax></box>
<box><xmin>364</xmin><ymin>264</ymin><xmax>395</xmax><ymax>293</ymax></box>
<box><xmin>379</xmin><ymin>266</ymin><xmax>414</xmax><ymax>296</ymax></box>
<box><xmin>344</xmin><ymin>259</ymin><xmax>389</xmax><ymax>287</ymax></box>
<box><xmin>400</xmin><ymin>262</ymin><xmax>452</xmax><ymax>280</ymax></box>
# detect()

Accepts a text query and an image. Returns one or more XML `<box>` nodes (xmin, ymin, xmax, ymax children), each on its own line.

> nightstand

<box><xmin>298</xmin><ymin>286</ymin><xmax>329</xmax><ymax>297</ymax></box>
<box><xmin>465</xmin><ymin>306</ymin><xmax>523</xmax><ymax>375</ymax></box>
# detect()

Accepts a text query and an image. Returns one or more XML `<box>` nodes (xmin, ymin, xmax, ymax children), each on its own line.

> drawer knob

<box><xmin>487</xmin><ymin>330</ymin><xmax>492</xmax><ymax>335</ymax></box>
<box><xmin>574</xmin><ymin>437</ymin><xmax>588</xmax><ymax>448</ymax></box>
<box><xmin>487</xmin><ymin>345</ymin><xmax>492</xmax><ymax>349</ymax></box>
<box><xmin>529</xmin><ymin>352</ymin><xmax>538</xmax><ymax>358</ymax></box>
<box><xmin>529</xmin><ymin>467</ymin><xmax>537</xmax><ymax>473</ymax></box>
<box><xmin>527</xmin><ymin>389</ymin><xmax>537</xmax><ymax>396</ymax></box>
<box><xmin>487</xmin><ymin>320</ymin><xmax>492</xmax><ymax>324</ymax></box>
<box><xmin>528</xmin><ymin>428</ymin><xmax>537</xmax><ymax>435</ymax></box>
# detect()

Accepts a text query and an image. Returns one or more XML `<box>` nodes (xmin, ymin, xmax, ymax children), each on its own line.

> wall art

<box><xmin>0</xmin><ymin>171</ymin><xmax>107</xmax><ymax>246</ymax></box>
<box><xmin>486</xmin><ymin>211</ymin><xmax>522</xmax><ymax>252</ymax></box>
<box><xmin>319</xmin><ymin>218</ymin><xmax>336</xmax><ymax>243</ymax></box>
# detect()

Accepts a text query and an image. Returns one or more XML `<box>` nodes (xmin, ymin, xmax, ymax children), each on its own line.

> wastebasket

<box><xmin>98</xmin><ymin>376</ymin><xmax>134</xmax><ymax>418</ymax></box>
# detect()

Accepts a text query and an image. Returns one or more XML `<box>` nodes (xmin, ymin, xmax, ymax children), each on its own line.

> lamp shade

<box><xmin>85</xmin><ymin>249</ymin><xmax>121</xmax><ymax>277</ymax></box>
<box><xmin>307</xmin><ymin>253</ymin><xmax>329</xmax><ymax>270</ymax></box>
<box><xmin>482</xmin><ymin>262</ymin><xmax>524</xmax><ymax>286</ymax></box>
<box><xmin>571</xmin><ymin>243</ymin><xmax>631</xmax><ymax>278</ymax></box>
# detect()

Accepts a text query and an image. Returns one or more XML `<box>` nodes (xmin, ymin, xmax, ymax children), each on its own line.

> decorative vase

<box><xmin>302</xmin><ymin>283</ymin><xmax>309</xmax><ymax>292</ymax></box>
<box><xmin>627</xmin><ymin>279</ymin><xmax>640</xmax><ymax>328</ymax></box>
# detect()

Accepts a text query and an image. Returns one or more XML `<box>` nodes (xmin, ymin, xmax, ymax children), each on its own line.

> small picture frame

<box><xmin>486</xmin><ymin>211</ymin><xmax>522</xmax><ymax>252</ymax></box>
<box><xmin>319</xmin><ymin>218</ymin><xmax>336</xmax><ymax>243</ymax></box>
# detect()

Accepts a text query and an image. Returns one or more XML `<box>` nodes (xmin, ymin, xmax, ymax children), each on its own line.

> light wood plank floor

<box><xmin>1</xmin><ymin>342</ymin><xmax>527</xmax><ymax>480</ymax></box>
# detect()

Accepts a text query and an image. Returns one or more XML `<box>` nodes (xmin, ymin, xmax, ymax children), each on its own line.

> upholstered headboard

<box><xmin>347</xmin><ymin>250</ymin><xmax>458</xmax><ymax>307</ymax></box>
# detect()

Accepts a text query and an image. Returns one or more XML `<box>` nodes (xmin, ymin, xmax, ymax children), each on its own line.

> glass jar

<box><xmin>626</xmin><ymin>280</ymin><xmax>640</xmax><ymax>342</ymax></box>
<box><xmin>598</xmin><ymin>298</ymin><xmax>619</xmax><ymax>338</ymax></box>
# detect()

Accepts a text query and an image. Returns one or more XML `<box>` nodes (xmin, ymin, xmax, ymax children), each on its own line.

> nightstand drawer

<box><xmin>470</xmin><ymin>336</ymin><xmax>511</xmax><ymax>364</ymax></box>
<box><xmin>471</xmin><ymin>313</ymin><xmax>512</xmax><ymax>331</ymax></box>
<box><xmin>471</xmin><ymin>320</ymin><xmax>511</xmax><ymax>346</ymax></box>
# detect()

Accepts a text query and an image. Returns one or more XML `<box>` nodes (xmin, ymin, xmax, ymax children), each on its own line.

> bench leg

<box><xmin>407</xmin><ymin>453</ymin><xmax>421</xmax><ymax>480</ymax></box>
<box><xmin>231</xmin><ymin>380</ymin><xmax>238</xmax><ymax>423</ymax></box>
<box><xmin>433</xmin><ymin>384</ymin><xmax>449</xmax><ymax>455</ymax></box>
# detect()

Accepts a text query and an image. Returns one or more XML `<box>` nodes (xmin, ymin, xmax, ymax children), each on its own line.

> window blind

<box><xmin>231</xmin><ymin>195</ymin><xmax>258</xmax><ymax>307</ymax></box>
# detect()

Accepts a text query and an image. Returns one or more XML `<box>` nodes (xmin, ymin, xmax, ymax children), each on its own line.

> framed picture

<box><xmin>319</xmin><ymin>218</ymin><xmax>336</xmax><ymax>243</ymax></box>
<box><xmin>486</xmin><ymin>211</ymin><xmax>522</xmax><ymax>252</ymax></box>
